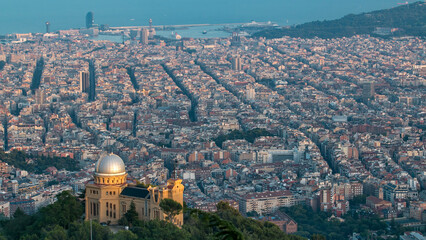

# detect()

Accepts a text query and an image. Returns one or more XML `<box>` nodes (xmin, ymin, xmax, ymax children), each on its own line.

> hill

<box><xmin>253</xmin><ymin>1</ymin><xmax>426</xmax><ymax>39</ymax></box>
<box><xmin>0</xmin><ymin>191</ymin><xmax>305</xmax><ymax>240</ymax></box>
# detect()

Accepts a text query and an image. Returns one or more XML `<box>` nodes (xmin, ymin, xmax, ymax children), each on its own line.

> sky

<box><xmin>0</xmin><ymin>0</ymin><xmax>418</xmax><ymax>34</ymax></box>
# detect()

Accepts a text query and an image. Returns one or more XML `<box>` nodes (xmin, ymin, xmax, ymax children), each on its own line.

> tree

<box><xmin>5</xmin><ymin>207</ymin><xmax>34</xmax><ymax>239</ymax></box>
<box><xmin>122</xmin><ymin>201</ymin><xmax>138</xmax><ymax>226</ymax></box>
<box><xmin>131</xmin><ymin>220</ymin><xmax>190</xmax><ymax>240</ymax></box>
<box><xmin>13</xmin><ymin>207</ymin><xmax>26</xmax><ymax>218</ymax></box>
<box><xmin>42</xmin><ymin>225</ymin><xmax>68</xmax><ymax>240</ymax></box>
<box><xmin>19</xmin><ymin>234</ymin><xmax>38</xmax><ymax>240</ymax></box>
<box><xmin>112</xmin><ymin>230</ymin><xmax>138</xmax><ymax>240</ymax></box>
<box><xmin>159</xmin><ymin>198</ymin><xmax>183</xmax><ymax>223</ymax></box>
<box><xmin>216</xmin><ymin>201</ymin><xmax>239</xmax><ymax>216</ymax></box>
<box><xmin>36</xmin><ymin>191</ymin><xmax>84</xmax><ymax>229</ymax></box>
<box><xmin>209</xmin><ymin>214</ymin><xmax>244</xmax><ymax>240</ymax></box>
<box><xmin>67</xmin><ymin>221</ymin><xmax>111</xmax><ymax>240</ymax></box>
<box><xmin>311</xmin><ymin>234</ymin><xmax>326</xmax><ymax>240</ymax></box>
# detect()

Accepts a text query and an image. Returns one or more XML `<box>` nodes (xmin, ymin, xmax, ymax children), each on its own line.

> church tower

<box><xmin>85</xmin><ymin>153</ymin><xmax>128</xmax><ymax>224</ymax></box>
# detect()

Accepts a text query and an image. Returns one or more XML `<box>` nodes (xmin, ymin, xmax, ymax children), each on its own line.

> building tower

<box><xmin>148</xmin><ymin>19</ymin><xmax>156</xmax><ymax>37</ymax></box>
<box><xmin>246</xmin><ymin>85</ymin><xmax>255</xmax><ymax>100</ymax></box>
<box><xmin>85</xmin><ymin>154</ymin><xmax>128</xmax><ymax>224</ymax></box>
<box><xmin>231</xmin><ymin>32</ymin><xmax>241</xmax><ymax>46</ymax></box>
<box><xmin>45</xmin><ymin>22</ymin><xmax>50</xmax><ymax>33</ymax></box>
<box><xmin>35</xmin><ymin>89</ymin><xmax>45</xmax><ymax>105</ymax></box>
<box><xmin>86</xmin><ymin>12</ymin><xmax>94</xmax><ymax>29</ymax></box>
<box><xmin>85</xmin><ymin>154</ymin><xmax>185</xmax><ymax>226</ymax></box>
<box><xmin>232</xmin><ymin>56</ymin><xmax>242</xmax><ymax>71</ymax></box>
<box><xmin>88</xmin><ymin>60</ymin><xmax>96</xmax><ymax>102</ymax></box>
<box><xmin>141</xmin><ymin>28</ymin><xmax>149</xmax><ymax>45</ymax></box>
<box><xmin>79</xmin><ymin>71</ymin><xmax>90</xmax><ymax>93</ymax></box>
<box><xmin>362</xmin><ymin>82</ymin><xmax>375</xmax><ymax>102</ymax></box>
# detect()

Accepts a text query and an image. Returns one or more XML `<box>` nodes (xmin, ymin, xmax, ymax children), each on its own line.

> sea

<box><xmin>0</xmin><ymin>0</ymin><xmax>417</xmax><ymax>37</ymax></box>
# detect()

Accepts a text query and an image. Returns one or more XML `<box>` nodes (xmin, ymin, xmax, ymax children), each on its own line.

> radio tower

<box><xmin>148</xmin><ymin>19</ymin><xmax>155</xmax><ymax>38</ymax></box>
<box><xmin>45</xmin><ymin>22</ymin><xmax>50</xmax><ymax>33</ymax></box>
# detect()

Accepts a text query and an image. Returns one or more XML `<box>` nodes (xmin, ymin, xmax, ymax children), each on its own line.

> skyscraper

<box><xmin>80</xmin><ymin>71</ymin><xmax>90</xmax><ymax>93</ymax></box>
<box><xmin>232</xmin><ymin>56</ymin><xmax>242</xmax><ymax>71</ymax></box>
<box><xmin>362</xmin><ymin>82</ymin><xmax>375</xmax><ymax>102</ymax></box>
<box><xmin>86</xmin><ymin>12</ymin><xmax>94</xmax><ymax>29</ymax></box>
<box><xmin>231</xmin><ymin>32</ymin><xmax>241</xmax><ymax>46</ymax></box>
<box><xmin>35</xmin><ymin>89</ymin><xmax>45</xmax><ymax>105</ymax></box>
<box><xmin>141</xmin><ymin>28</ymin><xmax>149</xmax><ymax>45</ymax></box>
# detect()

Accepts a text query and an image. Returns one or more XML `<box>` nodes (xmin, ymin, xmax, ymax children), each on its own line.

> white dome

<box><xmin>95</xmin><ymin>153</ymin><xmax>126</xmax><ymax>176</ymax></box>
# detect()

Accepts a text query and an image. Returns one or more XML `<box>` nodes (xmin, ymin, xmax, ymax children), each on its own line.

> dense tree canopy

<box><xmin>0</xmin><ymin>194</ymin><xmax>306</xmax><ymax>240</ymax></box>
<box><xmin>213</xmin><ymin>128</ymin><xmax>274</xmax><ymax>148</ymax></box>
<box><xmin>281</xmin><ymin>205</ymin><xmax>397</xmax><ymax>240</ymax></box>
<box><xmin>0</xmin><ymin>149</ymin><xmax>79</xmax><ymax>173</ymax></box>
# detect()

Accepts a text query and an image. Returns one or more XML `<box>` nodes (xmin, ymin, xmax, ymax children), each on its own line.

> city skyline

<box><xmin>0</xmin><ymin>1</ymin><xmax>424</xmax><ymax>239</ymax></box>
<box><xmin>0</xmin><ymin>0</ymin><xmax>420</xmax><ymax>34</ymax></box>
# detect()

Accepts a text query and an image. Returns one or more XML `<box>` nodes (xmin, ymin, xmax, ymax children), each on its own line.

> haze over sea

<box><xmin>0</xmin><ymin>0</ymin><xmax>418</xmax><ymax>35</ymax></box>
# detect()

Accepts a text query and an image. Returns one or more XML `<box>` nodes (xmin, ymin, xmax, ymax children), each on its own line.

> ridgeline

<box><xmin>253</xmin><ymin>1</ymin><xmax>426</xmax><ymax>39</ymax></box>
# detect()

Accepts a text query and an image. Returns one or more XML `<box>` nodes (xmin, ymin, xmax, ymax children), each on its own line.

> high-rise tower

<box><xmin>148</xmin><ymin>19</ymin><xmax>156</xmax><ymax>37</ymax></box>
<box><xmin>45</xmin><ymin>22</ymin><xmax>50</xmax><ymax>33</ymax></box>
<box><xmin>362</xmin><ymin>82</ymin><xmax>375</xmax><ymax>102</ymax></box>
<box><xmin>141</xmin><ymin>28</ymin><xmax>149</xmax><ymax>45</ymax></box>
<box><xmin>35</xmin><ymin>89</ymin><xmax>46</xmax><ymax>105</ymax></box>
<box><xmin>80</xmin><ymin>71</ymin><xmax>90</xmax><ymax>93</ymax></box>
<box><xmin>232</xmin><ymin>56</ymin><xmax>242</xmax><ymax>71</ymax></box>
<box><xmin>86</xmin><ymin>12</ymin><xmax>94</xmax><ymax>29</ymax></box>
<box><xmin>231</xmin><ymin>32</ymin><xmax>241</xmax><ymax>46</ymax></box>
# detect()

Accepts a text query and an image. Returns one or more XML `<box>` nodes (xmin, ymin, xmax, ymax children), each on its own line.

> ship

<box><xmin>202</xmin><ymin>30</ymin><xmax>207</xmax><ymax>34</ymax></box>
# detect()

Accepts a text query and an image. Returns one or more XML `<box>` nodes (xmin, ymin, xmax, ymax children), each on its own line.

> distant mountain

<box><xmin>253</xmin><ymin>1</ymin><xmax>426</xmax><ymax>39</ymax></box>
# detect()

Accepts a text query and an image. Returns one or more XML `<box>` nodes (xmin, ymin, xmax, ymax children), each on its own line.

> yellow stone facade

<box><xmin>85</xmin><ymin>154</ymin><xmax>184</xmax><ymax>226</ymax></box>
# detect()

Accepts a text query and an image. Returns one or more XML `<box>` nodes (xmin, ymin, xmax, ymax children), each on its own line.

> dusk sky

<box><xmin>0</xmin><ymin>0</ymin><xmax>418</xmax><ymax>34</ymax></box>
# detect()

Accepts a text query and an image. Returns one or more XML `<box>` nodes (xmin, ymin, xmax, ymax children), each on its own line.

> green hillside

<box><xmin>253</xmin><ymin>1</ymin><xmax>426</xmax><ymax>39</ymax></box>
<box><xmin>0</xmin><ymin>191</ymin><xmax>305</xmax><ymax>240</ymax></box>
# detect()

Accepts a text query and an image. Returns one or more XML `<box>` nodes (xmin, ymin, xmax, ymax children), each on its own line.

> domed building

<box><xmin>85</xmin><ymin>153</ymin><xmax>184</xmax><ymax>226</ymax></box>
